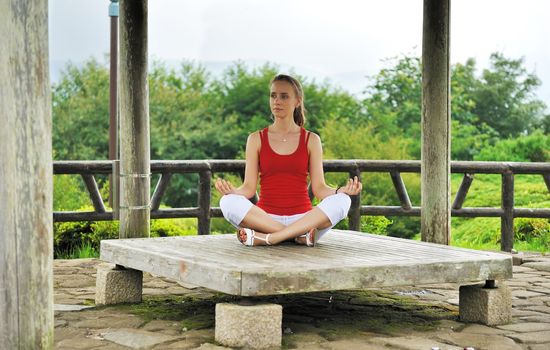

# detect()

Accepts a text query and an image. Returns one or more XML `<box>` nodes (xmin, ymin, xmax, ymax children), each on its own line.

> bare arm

<box><xmin>214</xmin><ymin>132</ymin><xmax>260</xmax><ymax>198</ymax></box>
<box><xmin>308</xmin><ymin>132</ymin><xmax>362</xmax><ymax>200</ymax></box>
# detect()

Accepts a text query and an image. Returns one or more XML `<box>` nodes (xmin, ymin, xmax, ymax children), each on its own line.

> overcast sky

<box><xmin>49</xmin><ymin>0</ymin><xmax>550</xmax><ymax>104</ymax></box>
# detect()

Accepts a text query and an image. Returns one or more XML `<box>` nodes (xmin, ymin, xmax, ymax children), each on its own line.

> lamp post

<box><xmin>109</xmin><ymin>0</ymin><xmax>119</xmax><ymax>208</ymax></box>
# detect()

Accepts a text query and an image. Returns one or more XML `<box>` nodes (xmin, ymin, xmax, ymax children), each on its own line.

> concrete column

<box><xmin>0</xmin><ymin>1</ymin><xmax>53</xmax><ymax>347</ymax></box>
<box><xmin>459</xmin><ymin>282</ymin><xmax>512</xmax><ymax>326</ymax></box>
<box><xmin>95</xmin><ymin>265</ymin><xmax>143</xmax><ymax>305</ymax></box>
<box><xmin>215</xmin><ymin>303</ymin><xmax>282</xmax><ymax>349</ymax></box>
<box><xmin>119</xmin><ymin>0</ymin><xmax>150</xmax><ymax>238</ymax></box>
<box><xmin>421</xmin><ymin>0</ymin><xmax>451</xmax><ymax>245</ymax></box>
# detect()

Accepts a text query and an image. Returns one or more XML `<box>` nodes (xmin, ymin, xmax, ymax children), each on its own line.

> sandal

<box><xmin>237</xmin><ymin>228</ymin><xmax>271</xmax><ymax>246</ymax></box>
<box><xmin>305</xmin><ymin>228</ymin><xmax>317</xmax><ymax>247</ymax></box>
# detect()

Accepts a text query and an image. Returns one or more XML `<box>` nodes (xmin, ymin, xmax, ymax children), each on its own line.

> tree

<box><xmin>52</xmin><ymin>59</ymin><xmax>110</xmax><ymax>160</ymax></box>
<box><xmin>361</xmin><ymin>52</ymin><xmax>548</xmax><ymax>160</ymax></box>
<box><xmin>473</xmin><ymin>53</ymin><xmax>546</xmax><ymax>137</ymax></box>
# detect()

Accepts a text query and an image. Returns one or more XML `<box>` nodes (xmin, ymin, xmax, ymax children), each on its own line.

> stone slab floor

<box><xmin>53</xmin><ymin>253</ymin><xmax>550</xmax><ymax>350</ymax></box>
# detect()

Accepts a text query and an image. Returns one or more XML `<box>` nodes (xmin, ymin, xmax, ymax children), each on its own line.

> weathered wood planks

<box><xmin>0</xmin><ymin>0</ymin><xmax>53</xmax><ymax>347</ymax></box>
<box><xmin>100</xmin><ymin>231</ymin><xmax>512</xmax><ymax>297</ymax></box>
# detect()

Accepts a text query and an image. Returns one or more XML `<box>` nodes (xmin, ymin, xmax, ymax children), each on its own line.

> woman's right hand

<box><xmin>337</xmin><ymin>176</ymin><xmax>362</xmax><ymax>196</ymax></box>
<box><xmin>215</xmin><ymin>178</ymin><xmax>237</xmax><ymax>195</ymax></box>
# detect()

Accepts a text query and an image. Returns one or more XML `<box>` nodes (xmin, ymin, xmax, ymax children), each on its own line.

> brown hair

<box><xmin>270</xmin><ymin>74</ymin><xmax>307</xmax><ymax>126</ymax></box>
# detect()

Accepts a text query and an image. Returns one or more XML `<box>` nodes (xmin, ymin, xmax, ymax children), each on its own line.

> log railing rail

<box><xmin>53</xmin><ymin>160</ymin><xmax>550</xmax><ymax>251</ymax></box>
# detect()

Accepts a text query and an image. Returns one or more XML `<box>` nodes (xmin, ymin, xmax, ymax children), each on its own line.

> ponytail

<box><xmin>271</xmin><ymin>74</ymin><xmax>306</xmax><ymax>126</ymax></box>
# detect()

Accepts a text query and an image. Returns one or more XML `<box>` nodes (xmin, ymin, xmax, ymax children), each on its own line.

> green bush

<box><xmin>53</xmin><ymin>175</ymin><xmax>90</xmax><ymax>211</ymax></box>
<box><xmin>333</xmin><ymin>215</ymin><xmax>392</xmax><ymax>235</ymax></box>
<box><xmin>474</xmin><ymin>130</ymin><xmax>550</xmax><ymax>162</ymax></box>
<box><xmin>514</xmin><ymin>218</ymin><xmax>550</xmax><ymax>242</ymax></box>
<box><xmin>361</xmin><ymin>216</ymin><xmax>392</xmax><ymax>234</ymax></box>
<box><xmin>386</xmin><ymin>217</ymin><xmax>420</xmax><ymax>239</ymax></box>
<box><xmin>210</xmin><ymin>217</ymin><xmax>235</xmax><ymax>234</ymax></box>
<box><xmin>54</xmin><ymin>206</ymin><xmax>199</xmax><ymax>258</ymax></box>
<box><xmin>151</xmin><ymin>218</ymin><xmax>197</xmax><ymax>237</ymax></box>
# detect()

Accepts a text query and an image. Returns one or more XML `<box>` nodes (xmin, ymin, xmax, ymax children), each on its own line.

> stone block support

<box><xmin>215</xmin><ymin>303</ymin><xmax>282</xmax><ymax>349</ymax></box>
<box><xmin>95</xmin><ymin>265</ymin><xmax>143</xmax><ymax>305</ymax></box>
<box><xmin>459</xmin><ymin>282</ymin><xmax>512</xmax><ymax>326</ymax></box>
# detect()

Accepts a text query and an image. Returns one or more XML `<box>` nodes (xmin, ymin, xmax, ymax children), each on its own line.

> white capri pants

<box><xmin>219</xmin><ymin>193</ymin><xmax>351</xmax><ymax>241</ymax></box>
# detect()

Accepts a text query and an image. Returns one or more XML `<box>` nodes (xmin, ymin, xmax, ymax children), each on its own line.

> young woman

<box><xmin>215</xmin><ymin>74</ymin><xmax>362</xmax><ymax>246</ymax></box>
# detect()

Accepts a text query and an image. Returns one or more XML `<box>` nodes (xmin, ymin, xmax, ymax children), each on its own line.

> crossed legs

<box><xmin>220</xmin><ymin>193</ymin><xmax>351</xmax><ymax>246</ymax></box>
<box><xmin>240</xmin><ymin>206</ymin><xmax>332</xmax><ymax>245</ymax></box>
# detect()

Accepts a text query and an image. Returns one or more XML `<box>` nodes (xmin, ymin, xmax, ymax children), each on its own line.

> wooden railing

<box><xmin>53</xmin><ymin>160</ymin><xmax>550</xmax><ymax>251</ymax></box>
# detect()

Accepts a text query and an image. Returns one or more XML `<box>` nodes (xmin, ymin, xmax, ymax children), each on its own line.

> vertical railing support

<box><xmin>198</xmin><ymin>170</ymin><xmax>212</xmax><ymax>235</ymax></box>
<box><xmin>348</xmin><ymin>167</ymin><xmax>362</xmax><ymax>231</ymax></box>
<box><xmin>543</xmin><ymin>173</ymin><xmax>550</xmax><ymax>193</ymax></box>
<box><xmin>81</xmin><ymin>174</ymin><xmax>107</xmax><ymax>213</ymax></box>
<box><xmin>452</xmin><ymin>173</ymin><xmax>474</xmax><ymax>210</ymax></box>
<box><xmin>501</xmin><ymin>171</ymin><xmax>514</xmax><ymax>252</ymax></box>
<box><xmin>112</xmin><ymin>160</ymin><xmax>120</xmax><ymax>219</ymax></box>
<box><xmin>390</xmin><ymin>171</ymin><xmax>412</xmax><ymax>210</ymax></box>
<box><xmin>150</xmin><ymin>172</ymin><xmax>172</xmax><ymax>211</ymax></box>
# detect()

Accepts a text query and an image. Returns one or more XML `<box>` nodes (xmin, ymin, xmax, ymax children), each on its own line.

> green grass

<box><xmin>56</xmin><ymin>242</ymin><xmax>99</xmax><ymax>259</ymax></box>
<box><xmin>450</xmin><ymin>174</ymin><xmax>549</xmax><ymax>252</ymax></box>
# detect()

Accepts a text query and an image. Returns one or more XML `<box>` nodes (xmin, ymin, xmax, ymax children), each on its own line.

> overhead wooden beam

<box><xmin>0</xmin><ymin>0</ymin><xmax>53</xmax><ymax>347</ymax></box>
<box><xmin>119</xmin><ymin>0</ymin><xmax>150</xmax><ymax>238</ymax></box>
<box><xmin>421</xmin><ymin>0</ymin><xmax>451</xmax><ymax>244</ymax></box>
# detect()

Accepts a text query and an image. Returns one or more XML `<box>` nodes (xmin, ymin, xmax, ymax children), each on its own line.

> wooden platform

<box><xmin>100</xmin><ymin>230</ymin><xmax>513</xmax><ymax>297</ymax></box>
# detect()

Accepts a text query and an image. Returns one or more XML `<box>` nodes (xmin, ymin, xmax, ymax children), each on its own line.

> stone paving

<box><xmin>54</xmin><ymin>252</ymin><xmax>550</xmax><ymax>350</ymax></box>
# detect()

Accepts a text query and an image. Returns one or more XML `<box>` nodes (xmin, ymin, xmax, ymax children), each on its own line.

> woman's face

<box><xmin>270</xmin><ymin>80</ymin><xmax>300</xmax><ymax>120</ymax></box>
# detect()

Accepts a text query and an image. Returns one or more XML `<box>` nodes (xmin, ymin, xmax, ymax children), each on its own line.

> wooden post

<box><xmin>501</xmin><ymin>172</ymin><xmax>514</xmax><ymax>252</ymax></box>
<box><xmin>348</xmin><ymin>168</ymin><xmax>362</xmax><ymax>231</ymax></box>
<box><xmin>0</xmin><ymin>1</ymin><xmax>53</xmax><ymax>348</ymax></box>
<box><xmin>198</xmin><ymin>171</ymin><xmax>212</xmax><ymax>235</ymax></box>
<box><xmin>421</xmin><ymin>0</ymin><xmax>451</xmax><ymax>245</ymax></box>
<box><xmin>119</xmin><ymin>0</ymin><xmax>150</xmax><ymax>238</ymax></box>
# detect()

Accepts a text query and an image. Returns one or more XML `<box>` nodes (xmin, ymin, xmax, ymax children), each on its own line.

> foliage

<box><xmin>451</xmin><ymin>173</ymin><xmax>549</xmax><ymax>252</ymax></box>
<box><xmin>361</xmin><ymin>216</ymin><xmax>392</xmax><ymax>235</ymax></box>
<box><xmin>361</xmin><ymin>53</ymin><xmax>548</xmax><ymax>160</ymax></box>
<box><xmin>474</xmin><ymin>130</ymin><xmax>550</xmax><ymax>162</ymax></box>
<box><xmin>333</xmin><ymin>216</ymin><xmax>392</xmax><ymax>235</ymax></box>
<box><xmin>472</xmin><ymin>53</ymin><xmax>546</xmax><ymax>137</ymax></box>
<box><xmin>51</xmin><ymin>53</ymin><xmax>549</xmax><ymax>253</ymax></box>
<box><xmin>52</xmin><ymin>59</ymin><xmax>110</xmax><ymax>160</ymax></box>
<box><xmin>386</xmin><ymin>217</ymin><xmax>421</xmax><ymax>240</ymax></box>
<box><xmin>53</xmin><ymin>207</ymin><xmax>198</xmax><ymax>258</ymax></box>
<box><xmin>514</xmin><ymin>218</ymin><xmax>550</xmax><ymax>242</ymax></box>
<box><xmin>53</xmin><ymin>175</ymin><xmax>90</xmax><ymax>211</ymax></box>
<box><xmin>56</xmin><ymin>242</ymin><xmax>98</xmax><ymax>259</ymax></box>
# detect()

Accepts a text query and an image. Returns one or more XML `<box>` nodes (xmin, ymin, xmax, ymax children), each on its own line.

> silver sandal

<box><xmin>238</xmin><ymin>228</ymin><xmax>271</xmax><ymax>246</ymax></box>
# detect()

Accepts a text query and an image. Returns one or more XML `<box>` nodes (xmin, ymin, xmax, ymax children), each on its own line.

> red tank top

<box><xmin>256</xmin><ymin>127</ymin><xmax>312</xmax><ymax>215</ymax></box>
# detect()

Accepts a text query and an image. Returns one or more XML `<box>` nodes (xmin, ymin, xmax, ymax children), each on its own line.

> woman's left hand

<box><xmin>337</xmin><ymin>176</ymin><xmax>362</xmax><ymax>196</ymax></box>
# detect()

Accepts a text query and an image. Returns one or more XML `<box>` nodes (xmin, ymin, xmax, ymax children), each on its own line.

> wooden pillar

<box><xmin>421</xmin><ymin>0</ymin><xmax>451</xmax><ymax>244</ymax></box>
<box><xmin>0</xmin><ymin>1</ymin><xmax>53</xmax><ymax>348</ymax></box>
<box><xmin>119</xmin><ymin>0</ymin><xmax>150</xmax><ymax>238</ymax></box>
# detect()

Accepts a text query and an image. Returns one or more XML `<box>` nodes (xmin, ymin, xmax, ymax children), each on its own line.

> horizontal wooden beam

<box><xmin>54</xmin><ymin>160</ymin><xmax>550</xmax><ymax>175</ymax></box>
